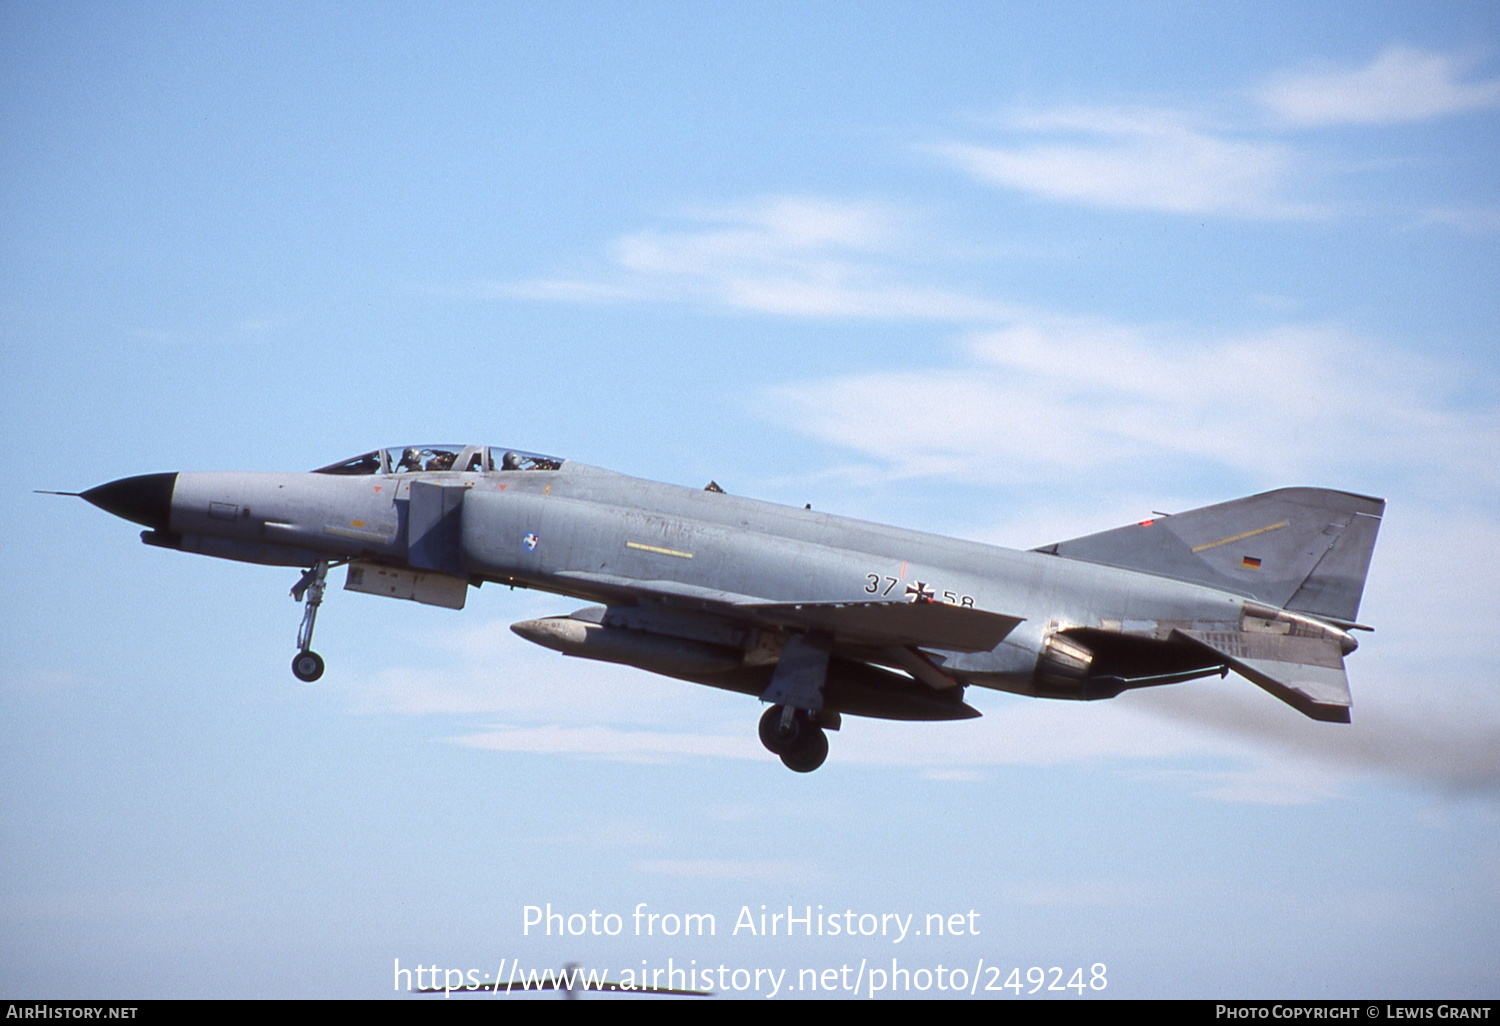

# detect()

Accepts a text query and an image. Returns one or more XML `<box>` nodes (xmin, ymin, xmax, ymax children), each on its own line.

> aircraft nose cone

<box><xmin>81</xmin><ymin>472</ymin><xmax>178</xmax><ymax>530</ymax></box>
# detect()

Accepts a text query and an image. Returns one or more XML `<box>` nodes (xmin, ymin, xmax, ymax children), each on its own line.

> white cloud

<box><xmin>336</xmin><ymin>605</ymin><xmax>748</xmax><ymax>724</ymax></box>
<box><xmin>449</xmin><ymin>722</ymin><xmax>761</xmax><ymax>763</ymax></box>
<box><xmin>4</xmin><ymin>669</ymin><xmax>86</xmax><ymax>695</ymax></box>
<box><xmin>765</xmin><ymin>316</ymin><xmax>1499</xmax><ymax>499</ymax></box>
<box><xmin>930</xmin><ymin>49</ymin><xmax>1500</xmax><ymax>216</ymax></box>
<box><xmin>1128</xmin><ymin>763</ymin><xmax>1351</xmax><ymax>806</ymax></box>
<box><xmin>1258</xmin><ymin>46</ymin><xmax>1500</xmax><ymax>127</ymax></box>
<box><xmin>437</xmin><ymin>680</ymin><xmax>1314</xmax><ymax>797</ymax></box>
<box><xmin>928</xmin><ymin>107</ymin><xmax>1315</xmax><ymax>218</ymax></box>
<box><xmin>1411</xmin><ymin>207</ymin><xmax>1500</xmax><ymax>235</ymax></box>
<box><xmin>502</xmin><ymin>195</ymin><xmax>1018</xmax><ymax>322</ymax></box>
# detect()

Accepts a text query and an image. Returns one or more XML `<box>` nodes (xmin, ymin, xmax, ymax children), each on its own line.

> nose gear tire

<box><xmin>292</xmin><ymin>650</ymin><xmax>325</xmax><ymax>682</ymax></box>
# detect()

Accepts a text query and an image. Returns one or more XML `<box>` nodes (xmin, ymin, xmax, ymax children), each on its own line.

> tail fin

<box><xmin>1036</xmin><ymin>488</ymin><xmax>1384</xmax><ymax>625</ymax></box>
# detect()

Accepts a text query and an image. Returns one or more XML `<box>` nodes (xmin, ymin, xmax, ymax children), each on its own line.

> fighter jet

<box><xmin>68</xmin><ymin>444</ymin><xmax>1383</xmax><ymax>772</ymax></box>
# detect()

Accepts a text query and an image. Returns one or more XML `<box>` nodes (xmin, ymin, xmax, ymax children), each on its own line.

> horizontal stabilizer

<box><xmin>1172</xmin><ymin>627</ymin><xmax>1351</xmax><ymax>723</ymax></box>
<box><xmin>745</xmin><ymin>601</ymin><xmax>1023</xmax><ymax>653</ymax></box>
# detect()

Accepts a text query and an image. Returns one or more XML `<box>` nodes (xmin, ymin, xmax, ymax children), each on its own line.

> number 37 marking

<box><xmin>864</xmin><ymin>573</ymin><xmax>974</xmax><ymax>607</ymax></box>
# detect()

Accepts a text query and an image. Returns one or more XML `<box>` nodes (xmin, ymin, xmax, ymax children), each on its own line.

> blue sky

<box><xmin>3</xmin><ymin>1</ymin><xmax>1497</xmax><ymax>999</ymax></box>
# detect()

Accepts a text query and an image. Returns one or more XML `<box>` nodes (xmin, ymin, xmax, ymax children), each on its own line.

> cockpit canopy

<box><xmin>313</xmin><ymin>445</ymin><xmax>565</xmax><ymax>476</ymax></box>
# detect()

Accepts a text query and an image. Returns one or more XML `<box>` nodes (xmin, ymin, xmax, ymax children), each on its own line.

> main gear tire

<box><xmin>779</xmin><ymin>728</ymin><xmax>829</xmax><ymax>773</ymax></box>
<box><xmin>758</xmin><ymin>704</ymin><xmax>809</xmax><ymax>755</ymax></box>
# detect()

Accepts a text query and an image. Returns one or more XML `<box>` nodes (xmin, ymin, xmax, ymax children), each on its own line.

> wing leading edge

<box><xmin>553</xmin><ymin>569</ymin><xmax>1023</xmax><ymax>653</ymax></box>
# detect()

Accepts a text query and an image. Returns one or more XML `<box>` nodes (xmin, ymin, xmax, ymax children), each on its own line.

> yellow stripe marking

<box><xmin>324</xmin><ymin>524</ymin><xmax>394</xmax><ymax>542</ymax></box>
<box><xmin>1191</xmin><ymin>520</ymin><xmax>1290</xmax><ymax>553</ymax></box>
<box><xmin>627</xmin><ymin>541</ymin><xmax>694</xmax><ymax>559</ymax></box>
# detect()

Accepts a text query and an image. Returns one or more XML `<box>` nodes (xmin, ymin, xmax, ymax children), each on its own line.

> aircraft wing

<box><xmin>743</xmin><ymin>601</ymin><xmax>1021</xmax><ymax>653</ymax></box>
<box><xmin>1170</xmin><ymin>627</ymin><xmax>1352</xmax><ymax>723</ymax></box>
<box><xmin>553</xmin><ymin>570</ymin><xmax>1021</xmax><ymax>653</ymax></box>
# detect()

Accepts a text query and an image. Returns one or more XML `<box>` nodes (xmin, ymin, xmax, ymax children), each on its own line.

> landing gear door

<box><xmin>407</xmin><ymin>481</ymin><xmax>466</xmax><ymax>576</ymax></box>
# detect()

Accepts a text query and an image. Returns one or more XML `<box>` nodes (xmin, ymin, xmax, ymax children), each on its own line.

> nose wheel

<box><xmin>292</xmin><ymin>649</ymin><xmax>325</xmax><ymax>682</ymax></box>
<box><xmin>290</xmin><ymin>561</ymin><xmax>331</xmax><ymax>682</ymax></box>
<box><xmin>758</xmin><ymin>704</ymin><xmax>830</xmax><ymax>773</ymax></box>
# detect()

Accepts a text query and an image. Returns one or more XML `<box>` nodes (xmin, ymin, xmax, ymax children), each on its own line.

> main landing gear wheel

<box><xmin>779</xmin><ymin>728</ymin><xmax>828</xmax><ymax>773</ymax></box>
<box><xmin>758</xmin><ymin>704</ymin><xmax>829</xmax><ymax>772</ymax></box>
<box><xmin>759</xmin><ymin>704</ymin><xmax>808</xmax><ymax>755</ymax></box>
<box><xmin>292</xmin><ymin>650</ymin><xmax>325</xmax><ymax>682</ymax></box>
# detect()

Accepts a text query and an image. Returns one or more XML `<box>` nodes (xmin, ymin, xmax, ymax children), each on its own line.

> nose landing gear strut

<box><xmin>290</xmin><ymin>561</ymin><xmax>336</xmax><ymax>682</ymax></box>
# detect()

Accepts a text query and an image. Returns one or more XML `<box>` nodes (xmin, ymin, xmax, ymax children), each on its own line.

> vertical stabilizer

<box><xmin>1037</xmin><ymin>488</ymin><xmax>1384</xmax><ymax>624</ymax></box>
